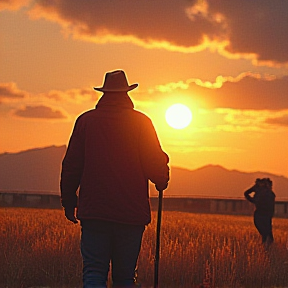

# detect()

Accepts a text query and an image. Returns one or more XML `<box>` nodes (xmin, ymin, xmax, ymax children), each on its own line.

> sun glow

<box><xmin>165</xmin><ymin>103</ymin><xmax>192</xmax><ymax>129</ymax></box>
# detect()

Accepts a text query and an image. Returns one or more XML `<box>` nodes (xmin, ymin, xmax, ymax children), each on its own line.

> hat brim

<box><xmin>94</xmin><ymin>83</ymin><xmax>138</xmax><ymax>92</ymax></box>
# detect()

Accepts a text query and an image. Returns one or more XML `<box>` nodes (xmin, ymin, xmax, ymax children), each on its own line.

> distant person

<box><xmin>244</xmin><ymin>178</ymin><xmax>275</xmax><ymax>246</ymax></box>
<box><xmin>60</xmin><ymin>70</ymin><xmax>170</xmax><ymax>288</ymax></box>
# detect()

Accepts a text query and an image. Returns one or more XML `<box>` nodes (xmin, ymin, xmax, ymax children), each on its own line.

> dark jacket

<box><xmin>244</xmin><ymin>185</ymin><xmax>275</xmax><ymax>217</ymax></box>
<box><xmin>60</xmin><ymin>93</ymin><xmax>169</xmax><ymax>225</ymax></box>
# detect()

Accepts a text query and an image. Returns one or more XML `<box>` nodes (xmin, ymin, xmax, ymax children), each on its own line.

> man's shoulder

<box><xmin>76</xmin><ymin>108</ymin><xmax>152</xmax><ymax>125</ymax></box>
<box><xmin>77</xmin><ymin>109</ymin><xmax>96</xmax><ymax>119</ymax></box>
<box><xmin>132</xmin><ymin>109</ymin><xmax>151</xmax><ymax>121</ymax></box>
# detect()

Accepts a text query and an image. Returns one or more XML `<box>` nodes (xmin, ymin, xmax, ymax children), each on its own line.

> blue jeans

<box><xmin>80</xmin><ymin>219</ymin><xmax>145</xmax><ymax>288</ymax></box>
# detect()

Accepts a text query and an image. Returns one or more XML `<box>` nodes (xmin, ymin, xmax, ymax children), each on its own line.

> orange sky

<box><xmin>1</xmin><ymin>0</ymin><xmax>288</xmax><ymax>177</ymax></box>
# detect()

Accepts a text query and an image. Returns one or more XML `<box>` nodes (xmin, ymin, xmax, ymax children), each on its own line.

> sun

<box><xmin>165</xmin><ymin>103</ymin><xmax>192</xmax><ymax>129</ymax></box>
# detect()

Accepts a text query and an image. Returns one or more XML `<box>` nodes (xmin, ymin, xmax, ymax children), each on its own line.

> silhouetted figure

<box><xmin>244</xmin><ymin>178</ymin><xmax>275</xmax><ymax>246</ymax></box>
<box><xmin>60</xmin><ymin>70</ymin><xmax>169</xmax><ymax>288</ymax></box>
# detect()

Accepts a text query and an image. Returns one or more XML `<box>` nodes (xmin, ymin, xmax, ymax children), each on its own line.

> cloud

<box><xmin>0</xmin><ymin>82</ymin><xmax>28</xmax><ymax>101</ymax></box>
<box><xmin>0</xmin><ymin>0</ymin><xmax>30</xmax><ymax>11</ymax></box>
<box><xmin>266</xmin><ymin>114</ymin><xmax>288</xmax><ymax>127</ymax></box>
<box><xmin>28</xmin><ymin>0</ymin><xmax>216</xmax><ymax>49</ymax></box>
<box><xmin>215</xmin><ymin>108</ymin><xmax>273</xmax><ymax>132</ymax></box>
<box><xmin>188</xmin><ymin>108</ymin><xmax>288</xmax><ymax>134</ymax></box>
<box><xmin>47</xmin><ymin>88</ymin><xmax>97</xmax><ymax>103</ymax></box>
<box><xmin>24</xmin><ymin>0</ymin><xmax>288</xmax><ymax>65</ymax></box>
<box><xmin>152</xmin><ymin>81</ymin><xmax>189</xmax><ymax>93</ymax></box>
<box><xmin>207</xmin><ymin>0</ymin><xmax>288</xmax><ymax>64</ymax></box>
<box><xmin>14</xmin><ymin>105</ymin><xmax>68</xmax><ymax>119</ymax></box>
<box><xmin>167</xmin><ymin>141</ymin><xmax>241</xmax><ymax>154</ymax></box>
<box><xmin>203</xmin><ymin>74</ymin><xmax>288</xmax><ymax>110</ymax></box>
<box><xmin>152</xmin><ymin>74</ymin><xmax>288</xmax><ymax>110</ymax></box>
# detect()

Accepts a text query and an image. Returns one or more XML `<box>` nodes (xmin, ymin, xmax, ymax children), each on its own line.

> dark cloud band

<box><xmin>23</xmin><ymin>0</ymin><xmax>288</xmax><ymax>65</ymax></box>
<box><xmin>14</xmin><ymin>105</ymin><xmax>67</xmax><ymax>119</ymax></box>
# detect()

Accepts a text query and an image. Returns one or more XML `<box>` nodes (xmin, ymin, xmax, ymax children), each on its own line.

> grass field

<box><xmin>1</xmin><ymin>207</ymin><xmax>288</xmax><ymax>288</ymax></box>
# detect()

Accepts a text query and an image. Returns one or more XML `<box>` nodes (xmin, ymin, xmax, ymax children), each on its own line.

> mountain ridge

<box><xmin>1</xmin><ymin>146</ymin><xmax>287</xmax><ymax>200</ymax></box>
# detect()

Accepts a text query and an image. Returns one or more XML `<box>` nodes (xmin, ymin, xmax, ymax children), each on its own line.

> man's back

<box><xmin>61</xmin><ymin>92</ymin><xmax>169</xmax><ymax>225</ymax></box>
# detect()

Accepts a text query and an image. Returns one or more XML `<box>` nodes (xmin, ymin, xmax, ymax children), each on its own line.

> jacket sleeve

<box><xmin>139</xmin><ymin>118</ymin><xmax>170</xmax><ymax>188</ymax></box>
<box><xmin>60</xmin><ymin>117</ymin><xmax>85</xmax><ymax>209</ymax></box>
<box><xmin>244</xmin><ymin>186</ymin><xmax>256</xmax><ymax>203</ymax></box>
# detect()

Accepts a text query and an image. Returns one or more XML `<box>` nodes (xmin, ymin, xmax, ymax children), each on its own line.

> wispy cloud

<box><xmin>47</xmin><ymin>88</ymin><xmax>97</xmax><ymax>103</ymax></box>
<box><xmin>0</xmin><ymin>82</ymin><xmax>97</xmax><ymax>106</ymax></box>
<box><xmin>266</xmin><ymin>113</ymin><xmax>288</xmax><ymax>127</ymax></box>
<box><xmin>216</xmin><ymin>108</ymin><xmax>288</xmax><ymax>131</ymax></box>
<box><xmin>204</xmin><ymin>74</ymin><xmax>288</xmax><ymax>110</ymax></box>
<box><xmin>167</xmin><ymin>142</ymin><xmax>243</xmax><ymax>154</ymax></box>
<box><xmin>13</xmin><ymin>105</ymin><xmax>68</xmax><ymax>119</ymax></box>
<box><xmin>0</xmin><ymin>0</ymin><xmax>30</xmax><ymax>11</ymax></box>
<box><xmin>0</xmin><ymin>82</ymin><xmax>28</xmax><ymax>101</ymax></box>
<box><xmin>150</xmin><ymin>73</ymin><xmax>288</xmax><ymax>110</ymax></box>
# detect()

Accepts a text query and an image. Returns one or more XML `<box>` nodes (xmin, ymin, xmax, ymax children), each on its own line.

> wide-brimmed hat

<box><xmin>94</xmin><ymin>70</ymin><xmax>138</xmax><ymax>92</ymax></box>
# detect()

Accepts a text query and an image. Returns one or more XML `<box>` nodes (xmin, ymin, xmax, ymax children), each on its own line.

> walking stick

<box><xmin>154</xmin><ymin>189</ymin><xmax>163</xmax><ymax>288</ymax></box>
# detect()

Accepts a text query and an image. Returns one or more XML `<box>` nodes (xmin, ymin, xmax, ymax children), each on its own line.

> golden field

<box><xmin>1</xmin><ymin>207</ymin><xmax>288</xmax><ymax>288</ymax></box>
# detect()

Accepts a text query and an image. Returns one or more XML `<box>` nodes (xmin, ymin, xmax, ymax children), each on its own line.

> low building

<box><xmin>150</xmin><ymin>196</ymin><xmax>288</xmax><ymax>218</ymax></box>
<box><xmin>0</xmin><ymin>190</ymin><xmax>61</xmax><ymax>209</ymax></box>
<box><xmin>1</xmin><ymin>191</ymin><xmax>287</xmax><ymax>217</ymax></box>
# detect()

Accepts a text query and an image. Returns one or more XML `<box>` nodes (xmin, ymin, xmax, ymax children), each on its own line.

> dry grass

<box><xmin>1</xmin><ymin>208</ymin><xmax>288</xmax><ymax>288</ymax></box>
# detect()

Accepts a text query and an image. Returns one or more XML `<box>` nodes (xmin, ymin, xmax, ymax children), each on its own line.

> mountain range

<box><xmin>0</xmin><ymin>145</ymin><xmax>287</xmax><ymax>200</ymax></box>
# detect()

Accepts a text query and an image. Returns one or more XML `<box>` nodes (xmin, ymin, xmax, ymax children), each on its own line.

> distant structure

<box><xmin>1</xmin><ymin>190</ymin><xmax>288</xmax><ymax>217</ymax></box>
<box><xmin>0</xmin><ymin>190</ymin><xmax>61</xmax><ymax>209</ymax></box>
<box><xmin>150</xmin><ymin>196</ymin><xmax>288</xmax><ymax>217</ymax></box>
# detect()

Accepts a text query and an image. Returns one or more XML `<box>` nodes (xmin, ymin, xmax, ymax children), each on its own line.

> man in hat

<box><xmin>60</xmin><ymin>70</ymin><xmax>170</xmax><ymax>288</ymax></box>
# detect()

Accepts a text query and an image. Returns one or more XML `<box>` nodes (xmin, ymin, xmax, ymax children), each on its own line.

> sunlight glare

<box><xmin>165</xmin><ymin>103</ymin><xmax>192</xmax><ymax>129</ymax></box>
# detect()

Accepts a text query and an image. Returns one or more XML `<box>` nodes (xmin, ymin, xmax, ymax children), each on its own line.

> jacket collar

<box><xmin>95</xmin><ymin>92</ymin><xmax>134</xmax><ymax>109</ymax></box>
